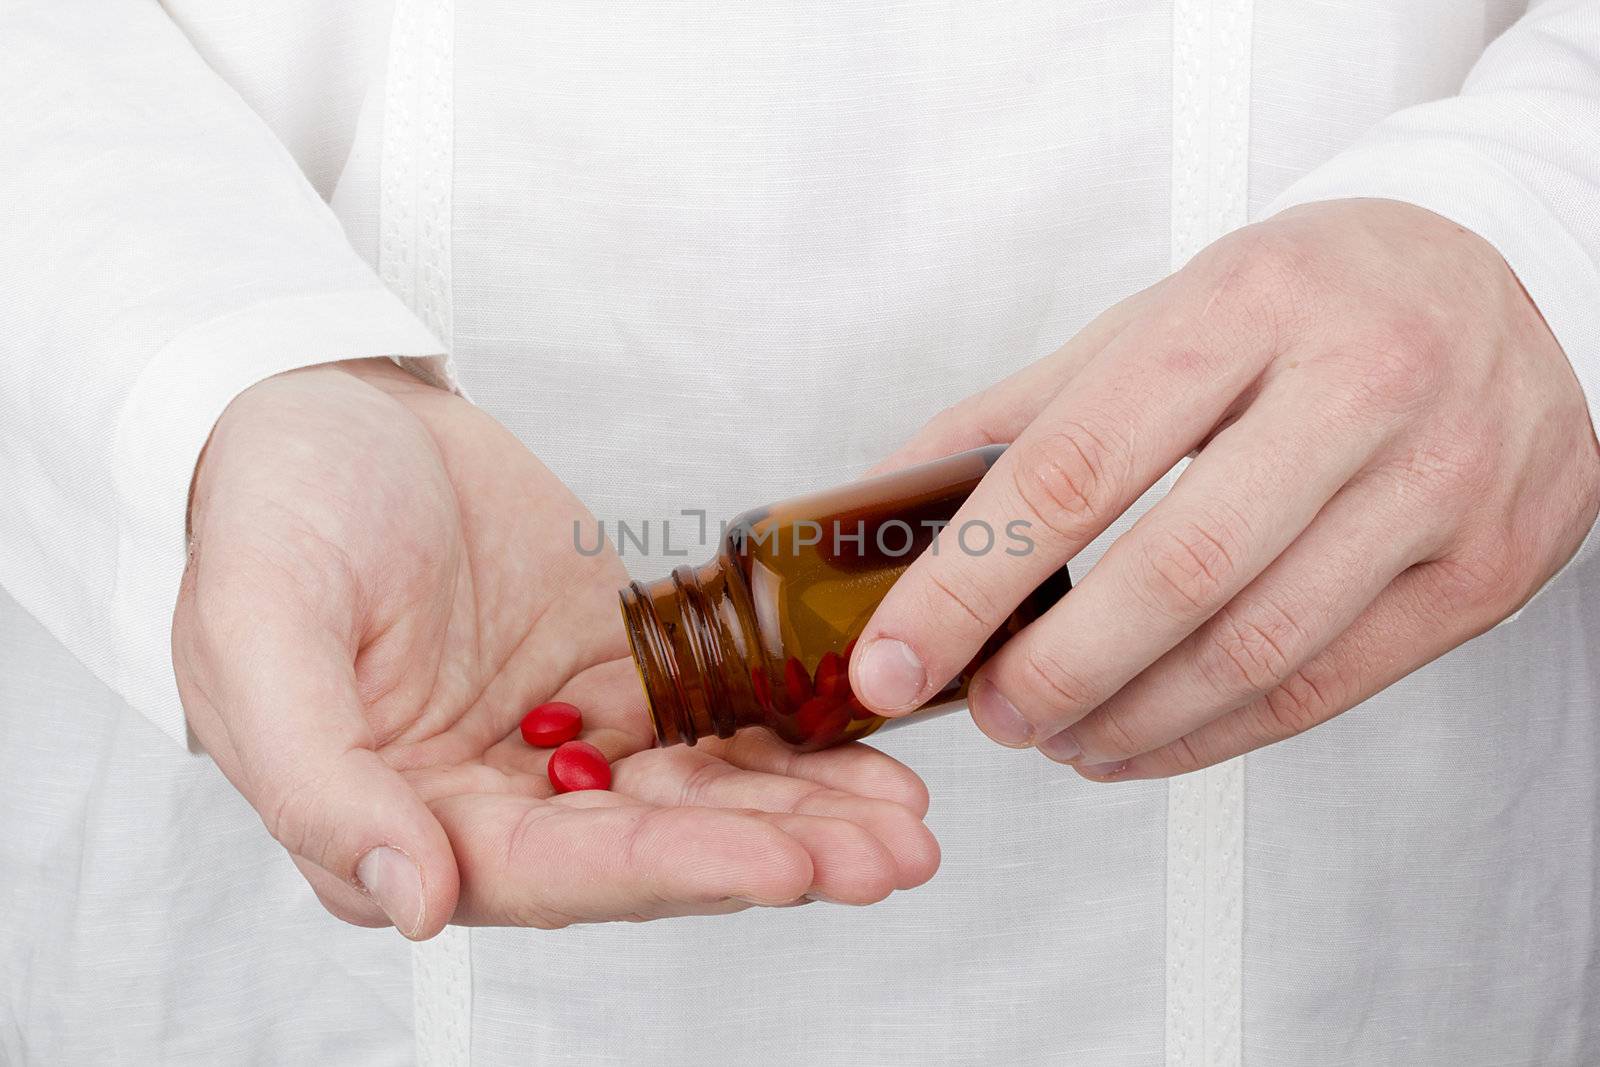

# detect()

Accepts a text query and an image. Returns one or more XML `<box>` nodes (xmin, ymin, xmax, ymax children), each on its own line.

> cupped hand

<box><xmin>851</xmin><ymin>198</ymin><xmax>1599</xmax><ymax>779</ymax></box>
<box><xmin>174</xmin><ymin>359</ymin><xmax>937</xmax><ymax>939</ymax></box>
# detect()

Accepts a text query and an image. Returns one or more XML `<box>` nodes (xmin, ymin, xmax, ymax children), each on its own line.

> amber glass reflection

<box><xmin>620</xmin><ymin>446</ymin><xmax>1071</xmax><ymax>751</ymax></box>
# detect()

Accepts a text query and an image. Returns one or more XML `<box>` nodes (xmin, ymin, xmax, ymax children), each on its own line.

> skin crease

<box><xmin>853</xmin><ymin>198</ymin><xmax>1600</xmax><ymax>780</ymax></box>
<box><xmin>173</xmin><ymin>358</ymin><xmax>939</xmax><ymax>940</ymax></box>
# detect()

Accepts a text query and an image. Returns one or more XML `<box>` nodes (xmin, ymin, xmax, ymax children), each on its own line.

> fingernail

<box><xmin>1076</xmin><ymin>760</ymin><xmax>1130</xmax><ymax>780</ymax></box>
<box><xmin>1037</xmin><ymin>729</ymin><xmax>1082</xmax><ymax>763</ymax></box>
<box><xmin>971</xmin><ymin>680</ymin><xmax>1033</xmax><ymax>747</ymax></box>
<box><xmin>358</xmin><ymin>846</ymin><xmax>425</xmax><ymax>938</ymax></box>
<box><xmin>734</xmin><ymin>895</ymin><xmax>806</xmax><ymax>907</ymax></box>
<box><xmin>803</xmin><ymin>892</ymin><xmax>851</xmax><ymax>905</ymax></box>
<box><xmin>856</xmin><ymin>639</ymin><xmax>926</xmax><ymax>713</ymax></box>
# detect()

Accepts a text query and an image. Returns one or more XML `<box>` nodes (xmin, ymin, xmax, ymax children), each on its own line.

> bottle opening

<box><xmin>619</xmin><ymin>570</ymin><xmax>729</xmax><ymax>747</ymax></box>
<box><xmin>620</xmin><ymin>581</ymin><xmax>688</xmax><ymax>746</ymax></box>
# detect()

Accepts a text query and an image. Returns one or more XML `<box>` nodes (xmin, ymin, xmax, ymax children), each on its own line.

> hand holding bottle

<box><xmin>852</xmin><ymin>199</ymin><xmax>1600</xmax><ymax>779</ymax></box>
<box><xmin>173</xmin><ymin>359</ymin><xmax>938</xmax><ymax>938</ymax></box>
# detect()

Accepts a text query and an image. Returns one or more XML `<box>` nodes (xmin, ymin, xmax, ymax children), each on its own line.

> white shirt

<box><xmin>3</xmin><ymin>1</ymin><xmax>1599</xmax><ymax>1063</ymax></box>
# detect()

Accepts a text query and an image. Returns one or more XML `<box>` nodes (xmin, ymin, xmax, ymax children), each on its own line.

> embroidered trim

<box><xmin>411</xmin><ymin>926</ymin><xmax>473</xmax><ymax>1067</ymax></box>
<box><xmin>1167</xmin><ymin>1</ymin><xmax>1252</xmax><ymax>1065</ymax></box>
<box><xmin>379</xmin><ymin>1</ymin><xmax>471</xmax><ymax>1064</ymax></box>
<box><xmin>381</xmin><ymin>0</ymin><xmax>462</xmax><ymax>395</ymax></box>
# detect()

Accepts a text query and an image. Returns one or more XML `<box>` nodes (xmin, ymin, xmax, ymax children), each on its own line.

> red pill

<box><xmin>547</xmin><ymin>740</ymin><xmax>612</xmax><ymax>793</ymax></box>
<box><xmin>520</xmin><ymin>701</ymin><xmax>584</xmax><ymax>748</ymax></box>
<box><xmin>750</xmin><ymin>665</ymin><xmax>773</xmax><ymax>709</ymax></box>
<box><xmin>795</xmin><ymin>697</ymin><xmax>850</xmax><ymax>746</ymax></box>
<box><xmin>784</xmin><ymin>657</ymin><xmax>814</xmax><ymax>705</ymax></box>
<box><xmin>813</xmin><ymin>650</ymin><xmax>848</xmax><ymax>701</ymax></box>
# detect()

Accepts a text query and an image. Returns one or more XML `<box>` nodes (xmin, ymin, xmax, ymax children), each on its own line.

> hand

<box><xmin>175</xmin><ymin>359</ymin><xmax>937</xmax><ymax>939</ymax></box>
<box><xmin>851</xmin><ymin>199</ymin><xmax>1600</xmax><ymax>779</ymax></box>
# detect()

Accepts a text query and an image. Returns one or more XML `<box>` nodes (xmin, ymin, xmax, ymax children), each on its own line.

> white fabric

<box><xmin>3</xmin><ymin>1</ymin><xmax>1599</xmax><ymax>1064</ymax></box>
<box><xmin>1164</xmin><ymin>0</ymin><xmax>1254</xmax><ymax>1061</ymax></box>
<box><xmin>0</xmin><ymin>1</ymin><xmax>446</xmax><ymax>749</ymax></box>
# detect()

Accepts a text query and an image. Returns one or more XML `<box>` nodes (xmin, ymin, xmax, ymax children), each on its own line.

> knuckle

<box><xmin>1010</xmin><ymin>423</ymin><xmax>1121</xmax><ymax>543</ymax></box>
<box><xmin>1199</xmin><ymin>600</ymin><xmax>1304</xmax><ymax>697</ymax></box>
<box><xmin>1134</xmin><ymin>518</ymin><xmax>1241</xmax><ymax>619</ymax></box>
<box><xmin>1159</xmin><ymin>731</ymin><xmax>1211</xmax><ymax>776</ymax></box>
<box><xmin>260</xmin><ymin>768</ymin><xmax>341</xmax><ymax>860</ymax></box>
<box><xmin>1417</xmin><ymin>551</ymin><xmax>1519</xmax><ymax>617</ymax></box>
<box><xmin>1379</xmin><ymin>434</ymin><xmax>1486</xmax><ymax>516</ymax></box>
<box><xmin>1338</xmin><ymin>320</ymin><xmax>1448</xmax><ymax>416</ymax></box>
<box><xmin>1079</xmin><ymin>709</ymin><xmax>1153</xmax><ymax>762</ymax></box>
<box><xmin>1256</xmin><ymin>666</ymin><xmax>1334</xmax><ymax>740</ymax></box>
<box><xmin>1192</xmin><ymin>227</ymin><xmax>1312</xmax><ymax>340</ymax></box>
<box><xmin>1017</xmin><ymin>644</ymin><xmax>1100</xmax><ymax>716</ymax></box>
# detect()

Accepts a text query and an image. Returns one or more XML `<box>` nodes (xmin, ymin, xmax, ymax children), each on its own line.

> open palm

<box><xmin>174</xmin><ymin>359</ymin><xmax>937</xmax><ymax>938</ymax></box>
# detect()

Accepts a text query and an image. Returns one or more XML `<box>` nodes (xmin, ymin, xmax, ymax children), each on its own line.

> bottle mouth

<box><xmin>619</xmin><ymin>570</ymin><xmax>733</xmax><ymax>747</ymax></box>
<box><xmin>619</xmin><ymin>580</ymin><xmax>691</xmax><ymax>747</ymax></box>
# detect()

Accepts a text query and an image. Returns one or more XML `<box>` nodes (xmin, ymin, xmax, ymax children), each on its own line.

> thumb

<box><xmin>182</xmin><ymin>604</ymin><xmax>460</xmax><ymax>940</ymax></box>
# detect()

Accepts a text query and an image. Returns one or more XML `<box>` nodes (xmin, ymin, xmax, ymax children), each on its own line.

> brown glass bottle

<box><xmin>619</xmin><ymin>445</ymin><xmax>1071</xmax><ymax>752</ymax></box>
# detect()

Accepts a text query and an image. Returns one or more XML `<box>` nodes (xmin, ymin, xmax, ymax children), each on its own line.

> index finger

<box><xmin>432</xmin><ymin>791</ymin><xmax>831</xmax><ymax>925</ymax></box>
<box><xmin>849</xmin><ymin>284</ymin><xmax>1276</xmax><ymax>720</ymax></box>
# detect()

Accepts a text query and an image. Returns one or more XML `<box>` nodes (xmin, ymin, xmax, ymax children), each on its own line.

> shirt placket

<box><xmin>380</xmin><ymin>1</ymin><xmax>474</xmax><ymax>1064</ymax></box>
<box><xmin>1166</xmin><ymin>2</ymin><xmax>1253</xmax><ymax>1064</ymax></box>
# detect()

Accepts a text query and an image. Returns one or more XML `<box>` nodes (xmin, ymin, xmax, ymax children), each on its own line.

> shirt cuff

<box><xmin>1263</xmin><ymin>140</ymin><xmax>1600</xmax><ymax>624</ymax></box>
<box><xmin>111</xmin><ymin>286</ymin><xmax>446</xmax><ymax>749</ymax></box>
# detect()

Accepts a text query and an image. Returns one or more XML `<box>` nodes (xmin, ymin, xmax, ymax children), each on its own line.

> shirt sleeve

<box><xmin>1262</xmin><ymin>0</ymin><xmax>1600</xmax><ymax>622</ymax></box>
<box><xmin>0</xmin><ymin>2</ymin><xmax>446</xmax><ymax>747</ymax></box>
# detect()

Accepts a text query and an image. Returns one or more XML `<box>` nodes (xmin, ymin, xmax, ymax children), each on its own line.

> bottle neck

<box><xmin>619</xmin><ymin>563</ymin><xmax>750</xmax><ymax>747</ymax></box>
